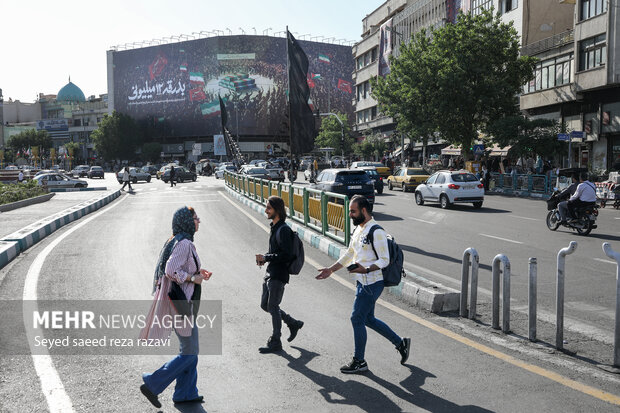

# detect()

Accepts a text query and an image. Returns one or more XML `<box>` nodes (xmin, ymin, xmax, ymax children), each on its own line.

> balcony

<box><xmin>521</xmin><ymin>30</ymin><xmax>574</xmax><ymax>57</ymax></box>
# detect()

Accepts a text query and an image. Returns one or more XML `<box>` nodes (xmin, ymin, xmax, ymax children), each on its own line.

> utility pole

<box><xmin>318</xmin><ymin>112</ymin><xmax>345</xmax><ymax>157</ymax></box>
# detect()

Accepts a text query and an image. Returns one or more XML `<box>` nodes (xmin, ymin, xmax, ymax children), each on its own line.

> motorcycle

<box><xmin>546</xmin><ymin>191</ymin><xmax>598</xmax><ymax>236</ymax></box>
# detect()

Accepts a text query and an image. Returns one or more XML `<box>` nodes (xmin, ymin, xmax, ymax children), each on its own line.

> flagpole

<box><xmin>286</xmin><ymin>26</ymin><xmax>293</xmax><ymax>179</ymax></box>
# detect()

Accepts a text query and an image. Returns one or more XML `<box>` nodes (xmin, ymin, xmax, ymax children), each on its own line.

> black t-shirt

<box><xmin>264</xmin><ymin>220</ymin><xmax>293</xmax><ymax>283</ymax></box>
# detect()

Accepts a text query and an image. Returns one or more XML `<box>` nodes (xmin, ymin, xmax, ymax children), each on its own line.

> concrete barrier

<box><xmin>0</xmin><ymin>241</ymin><xmax>20</xmax><ymax>269</ymax></box>
<box><xmin>0</xmin><ymin>193</ymin><xmax>55</xmax><ymax>213</ymax></box>
<box><xmin>49</xmin><ymin>187</ymin><xmax>107</xmax><ymax>192</ymax></box>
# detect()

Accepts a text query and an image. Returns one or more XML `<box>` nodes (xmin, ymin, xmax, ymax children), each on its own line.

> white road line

<box><xmin>23</xmin><ymin>194</ymin><xmax>130</xmax><ymax>413</ymax></box>
<box><xmin>510</xmin><ymin>215</ymin><xmax>540</xmax><ymax>221</ymax></box>
<box><xmin>479</xmin><ymin>233</ymin><xmax>523</xmax><ymax>244</ymax></box>
<box><xmin>594</xmin><ymin>258</ymin><xmax>618</xmax><ymax>265</ymax></box>
<box><xmin>407</xmin><ymin>217</ymin><xmax>437</xmax><ymax>225</ymax></box>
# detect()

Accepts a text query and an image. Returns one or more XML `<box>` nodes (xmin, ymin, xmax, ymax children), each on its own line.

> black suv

<box><xmin>309</xmin><ymin>169</ymin><xmax>375</xmax><ymax>206</ymax></box>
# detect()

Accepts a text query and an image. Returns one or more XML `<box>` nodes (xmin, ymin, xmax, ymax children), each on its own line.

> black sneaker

<box><xmin>397</xmin><ymin>338</ymin><xmax>411</xmax><ymax>365</ymax></box>
<box><xmin>340</xmin><ymin>358</ymin><xmax>368</xmax><ymax>374</ymax></box>
<box><xmin>287</xmin><ymin>320</ymin><xmax>304</xmax><ymax>342</ymax></box>
<box><xmin>140</xmin><ymin>384</ymin><xmax>162</xmax><ymax>408</ymax></box>
<box><xmin>259</xmin><ymin>337</ymin><xmax>282</xmax><ymax>353</ymax></box>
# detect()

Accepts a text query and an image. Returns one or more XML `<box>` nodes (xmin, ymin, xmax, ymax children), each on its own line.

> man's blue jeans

<box><xmin>142</xmin><ymin>325</ymin><xmax>200</xmax><ymax>402</ymax></box>
<box><xmin>351</xmin><ymin>280</ymin><xmax>402</xmax><ymax>361</ymax></box>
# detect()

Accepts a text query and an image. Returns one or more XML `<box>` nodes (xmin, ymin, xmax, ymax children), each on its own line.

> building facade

<box><xmin>520</xmin><ymin>0</ymin><xmax>620</xmax><ymax>173</ymax></box>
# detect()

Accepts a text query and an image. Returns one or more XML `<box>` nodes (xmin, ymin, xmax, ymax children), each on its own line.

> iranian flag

<box><xmin>180</xmin><ymin>63</ymin><xmax>187</xmax><ymax>72</ymax></box>
<box><xmin>189</xmin><ymin>72</ymin><xmax>205</xmax><ymax>84</ymax></box>
<box><xmin>306</xmin><ymin>74</ymin><xmax>315</xmax><ymax>89</ymax></box>
<box><xmin>307</xmin><ymin>97</ymin><xmax>315</xmax><ymax>112</ymax></box>
<box><xmin>200</xmin><ymin>99</ymin><xmax>221</xmax><ymax>118</ymax></box>
<box><xmin>190</xmin><ymin>87</ymin><xmax>206</xmax><ymax>102</ymax></box>
<box><xmin>337</xmin><ymin>79</ymin><xmax>352</xmax><ymax>93</ymax></box>
<box><xmin>318</xmin><ymin>54</ymin><xmax>330</xmax><ymax>64</ymax></box>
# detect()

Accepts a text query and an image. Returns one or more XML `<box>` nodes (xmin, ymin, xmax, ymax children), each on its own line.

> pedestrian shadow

<box><xmin>373</xmin><ymin>211</ymin><xmax>405</xmax><ymax>221</ymax></box>
<box><xmin>399</xmin><ymin>244</ymin><xmax>493</xmax><ymax>272</ymax></box>
<box><xmin>367</xmin><ymin>366</ymin><xmax>495</xmax><ymax>413</ymax></box>
<box><xmin>282</xmin><ymin>347</ymin><xmax>491</xmax><ymax>412</ymax></box>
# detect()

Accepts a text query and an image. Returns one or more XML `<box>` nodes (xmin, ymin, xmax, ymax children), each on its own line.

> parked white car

<box><xmin>215</xmin><ymin>164</ymin><xmax>237</xmax><ymax>179</ymax></box>
<box><xmin>414</xmin><ymin>170</ymin><xmax>484</xmax><ymax>209</ymax></box>
<box><xmin>33</xmin><ymin>173</ymin><xmax>88</xmax><ymax>188</ymax></box>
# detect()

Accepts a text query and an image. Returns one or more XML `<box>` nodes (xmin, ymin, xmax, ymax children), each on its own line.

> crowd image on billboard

<box><xmin>111</xmin><ymin>35</ymin><xmax>354</xmax><ymax>138</ymax></box>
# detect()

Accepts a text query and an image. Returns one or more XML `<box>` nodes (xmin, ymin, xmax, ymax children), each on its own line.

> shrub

<box><xmin>0</xmin><ymin>180</ymin><xmax>48</xmax><ymax>206</ymax></box>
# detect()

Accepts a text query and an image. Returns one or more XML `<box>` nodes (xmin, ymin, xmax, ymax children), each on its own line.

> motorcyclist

<box><xmin>557</xmin><ymin>172</ymin><xmax>580</xmax><ymax>224</ymax></box>
<box><xmin>564</xmin><ymin>171</ymin><xmax>596</xmax><ymax>223</ymax></box>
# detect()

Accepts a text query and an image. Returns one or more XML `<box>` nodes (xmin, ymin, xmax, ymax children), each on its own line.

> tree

<box><xmin>487</xmin><ymin>115</ymin><xmax>563</xmax><ymax>160</ymax></box>
<box><xmin>314</xmin><ymin>112</ymin><xmax>354</xmax><ymax>155</ymax></box>
<box><xmin>372</xmin><ymin>9</ymin><xmax>537</xmax><ymax>158</ymax></box>
<box><xmin>142</xmin><ymin>142</ymin><xmax>163</xmax><ymax>163</ymax></box>
<box><xmin>91</xmin><ymin>111</ymin><xmax>141</xmax><ymax>161</ymax></box>
<box><xmin>353</xmin><ymin>134</ymin><xmax>386</xmax><ymax>160</ymax></box>
<box><xmin>6</xmin><ymin>129</ymin><xmax>52</xmax><ymax>152</ymax></box>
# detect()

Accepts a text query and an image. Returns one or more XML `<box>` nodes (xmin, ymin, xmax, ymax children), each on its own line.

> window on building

<box><xmin>357</xmin><ymin>111</ymin><xmax>364</xmax><ymax>124</ymax></box>
<box><xmin>579</xmin><ymin>34</ymin><xmax>606</xmax><ymax>71</ymax></box>
<box><xmin>74</xmin><ymin>119</ymin><xmax>81</xmax><ymax>127</ymax></box>
<box><xmin>363</xmin><ymin>82</ymin><xmax>370</xmax><ymax>99</ymax></box>
<box><xmin>580</xmin><ymin>0</ymin><xmax>607</xmax><ymax>21</ymax></box>
<box><xmin>371</xmin><ymin>47</ymin><xmax>377</xmax><ymax>62</ymax></box>
<box><xmin>357</xmin><ymin>56</ymin><xmax>364</xmax><ymax>70</ymax></box>
<box><xmin>501</xmin><ymin>0</ymin><xmax>518</xmax><ymax>14</ymax></box>
<box><xmin>523</xmin><ymin>53</ymin><xmax>574</xmax><ymax>94</ymax></box>
<box><xmin>471</xmin><ymin>0</ymin><xmax>493</xmax><ymax>16</ymax></box>
<box><xmin>371</xmin><ymin>106</ymin><xmax>377</xmax><ymax>119</ymax></box>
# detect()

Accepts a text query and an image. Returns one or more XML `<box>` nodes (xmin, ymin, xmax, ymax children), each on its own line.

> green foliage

<box><xmin>371</xmin><ymin>9</ymin><xmax>537</xmax><ymax>158</ymax></box>
<box><xmin>315</xmin><ymin>113</ymin><xmax>354</xmax><ymax>154</ymax></box>
<box><xmin>353</xmin><ymin>134</ymin><xmax>386</xmax><ymax>160</ymax></box>
<box><xmin>487</xmin><ymin>115</ymin><xmax>563</xmax><ymax>159</ymax></box>
<box><xmin>0</xmin><ymin>180</ymin><xmax>48</xmax><ymax>206</ymax></box>
<box><xmin>6</xmin><ymin>129</ymin><xmax>52</xmax><ymax>152</ymax></box>
<box><xmin>91</xmin><ymin>111</ymin><xmax>142</xmax><ymax>161</ymax></box>
<box><xmin>64</xmin><ymin>142</ymin><xmax>80</xmax><ymax>157</ymax></box>
<box><xmin>142</xmin><ymin>142</ymin><xmax>163</xmax><ymax>163</ymax></box>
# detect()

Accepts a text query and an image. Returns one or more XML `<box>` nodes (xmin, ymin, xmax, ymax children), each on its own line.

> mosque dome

<box><xmin>57</xmin><ymin>79</ymin><xmax>86</xmax><ymax>103</ymax></box>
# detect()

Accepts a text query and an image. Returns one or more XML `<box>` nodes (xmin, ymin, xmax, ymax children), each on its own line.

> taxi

<box><xmin>387</xmin><ymin>168</ymin><xmax>431</xmax><ymax>192</ymax></box>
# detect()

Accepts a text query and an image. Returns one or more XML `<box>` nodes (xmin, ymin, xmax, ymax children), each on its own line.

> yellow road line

<box><xmin>221</xmin><ymin>191</ymin><xmax>620</xmax><ymax>406</ymax></box>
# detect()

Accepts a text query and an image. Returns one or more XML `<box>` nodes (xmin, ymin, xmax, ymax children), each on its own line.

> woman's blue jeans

<box><xmin>351</xmin><ymin>280</ymin><xmax>402</xmax><ymax>361</ymax></box>
<box><xmin>142</xmin><ymin>325</ymin><xmax>200</xmax><ymax>402</ymax></box>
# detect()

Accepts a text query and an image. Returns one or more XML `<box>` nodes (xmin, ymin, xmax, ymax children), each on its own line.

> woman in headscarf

<box><xmin>139</xmin><ymin>206</ymin><xmax>212</xmax><ymax>408</ymax></box>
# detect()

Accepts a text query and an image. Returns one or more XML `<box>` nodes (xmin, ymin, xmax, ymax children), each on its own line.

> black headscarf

<box><xmin>152</xmin><ymin>206</ymin><xmax>196</xmax><ymax>293</ymax></box>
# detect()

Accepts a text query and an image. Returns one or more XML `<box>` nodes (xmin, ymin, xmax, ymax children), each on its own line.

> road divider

<box><xmin>0</xmin><ymin>190</ymin><xmax>121</xmax><ymax>270</ymax></box>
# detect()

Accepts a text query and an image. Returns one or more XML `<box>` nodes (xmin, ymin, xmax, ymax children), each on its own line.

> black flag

<box><xmin>219</xmin><ymin>94</ymin><xmax>228</xmax><ymax>132</ymax></box>
<box><xmin>287</xmin><ymin>30</ymin><xmax>316</xmax><ymax>155</ymax></box>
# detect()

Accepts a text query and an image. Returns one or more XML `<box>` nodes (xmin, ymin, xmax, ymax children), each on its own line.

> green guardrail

<box><xmin>225</xmin><ymin>172</ymin><xmax>350</xmax><ymax>246</ymax></box>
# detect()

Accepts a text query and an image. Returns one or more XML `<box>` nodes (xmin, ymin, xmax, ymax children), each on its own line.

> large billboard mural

<box><xmin>110</xmin><ymin>36</ymin><xmax>354</xmax><ymax>138</ymax></box>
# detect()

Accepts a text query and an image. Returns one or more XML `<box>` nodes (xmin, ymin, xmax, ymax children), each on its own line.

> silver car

<box><xmin>116</xmin><ymin>167</ymin><xmax>152</xmax><ymax>183</ymax></box>
<box><xmin>33</xmin><ymin>173</ymin><xmax>88</xmax><ymax>188</ymax></box>
<box><xmin>415</xmin><ymin>170</ymin><xmax>484</xmax><ymax>209</ymax></box>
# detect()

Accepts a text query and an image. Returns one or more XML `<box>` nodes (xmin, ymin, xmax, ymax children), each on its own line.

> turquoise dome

<box><xmin>57</xmin><ymin>81</ymin><xmax>85</xmax><ymax>103</ymax></box>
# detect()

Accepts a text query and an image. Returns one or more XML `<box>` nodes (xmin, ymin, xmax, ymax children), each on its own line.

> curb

<box><xmin>0</xmin><ymin>193</ymin><xmax>55</xmax><ymax>213</ymax></box>
<box><xmin>225</xmin><ymin>186</ymin><xmax>460</xmax><ymax>313</ymax></box>
<box><xmin>49</xmin><ymin>187</ymin><xmax>108</xmax><ymax>192</ymax></box>
<box><xmin>487</xmin><ymin>189</ymin><xmax>550</xmax><ymax>200</ymax></box>
<box><xmin>0</xmin><ymin>241</ymin><xmax>20</xmax><ymax>270</ymax></box>
<box><xmin>0</xmin><ymin>190</ymin><xmax>121</xmax><ymax>270</ymax></box>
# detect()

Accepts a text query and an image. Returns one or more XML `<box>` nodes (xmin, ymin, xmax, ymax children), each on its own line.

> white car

<box><xmin>33</xmin><ymin>173</ymin><xmax>88</xmax><ymax>188</ymax></box>
<box><xmin>215</xmin><ymin>165</ymin><xmax>237</xmax><ymax>179</ymax></box>
<box><xmin>116</xmin><ymin>167</ymin><xmax>151</xmax><ymax>183</ymax></box>
<box><xmin>414</xmin><ymin>170</ymin><xmax>484</xmax><ymax>209</ymax></box>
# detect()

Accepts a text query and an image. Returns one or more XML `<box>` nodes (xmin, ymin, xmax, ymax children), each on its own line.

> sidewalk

<box><xmin>0</xmin><ymin>189</ymin><xmax>120</xmax><ymax>269</ymax></box>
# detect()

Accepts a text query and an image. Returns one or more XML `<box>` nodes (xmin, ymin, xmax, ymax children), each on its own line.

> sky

<box><xmin>1</xmin><ymin>0</ymin><xmax>384</xmax><ymax>103</ymax></box>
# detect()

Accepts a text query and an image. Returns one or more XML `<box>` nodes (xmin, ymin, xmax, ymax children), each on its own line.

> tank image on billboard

<box><xmin>110</xmin><ymin>36</ymin><xmax>354</xmax><ymax>138</ymax></box>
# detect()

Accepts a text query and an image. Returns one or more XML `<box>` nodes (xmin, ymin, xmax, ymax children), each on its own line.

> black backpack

<box><xmin>367</xmin><ymin>225</ymin><xmax>405</xmax><ymax>287</ymax></box>
<box><xmin>276</xmin><ymin>225</ymin><xmax>305</xmax><ymax>275</ymax></box>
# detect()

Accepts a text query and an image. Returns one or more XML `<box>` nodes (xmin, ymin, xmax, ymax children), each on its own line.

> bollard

<box><xmin>528</xmin><ymin>257</ymin><xmax>537</xmax><ymax>342</ymax></box>
<box><xmin>492</xmin><ymin>254</ymin><xmax>511</xmax><ymax>333</ymax></box>
<box><xmin>556</xmin><ymin>241</ymin><xmax>578</xmax><ymax>350</ymax></box>
<box><xmin>602</xmin><ymin>243</ymin><xmax>620</xmax><ymax>367</ymax></box>
<box><xmin>460</xmin><ymin>248</ymin><xmax>479</xmax><ymax>319</ymax></box>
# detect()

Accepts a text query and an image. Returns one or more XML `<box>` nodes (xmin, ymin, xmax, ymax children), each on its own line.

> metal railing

<box><xmin>520</xmin><ymin>29</ymin><xmax>575</xmax><ymax>57</ymax></box>
<box><xmin>489</xmin><ymin>173</ymin><xmax>550</xmax><ymax>194</ymax></box>
<box><xmin>225</xmin><ymin>172</ymin><xmax>351</xmax><ymax>246</ymax></box>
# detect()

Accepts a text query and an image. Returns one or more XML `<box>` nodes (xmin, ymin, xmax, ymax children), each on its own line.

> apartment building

<box><xmin>520</xmin><ymin>0</ymin><xmax>620</xmax><ymax>173</ymax></box>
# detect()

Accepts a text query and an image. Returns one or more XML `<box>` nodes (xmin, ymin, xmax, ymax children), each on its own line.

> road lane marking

<box><xmin>509</xmin><ymin>215</ymin><xmax>540</xmax><ymax>221</ymax></box>
<box><xmin>407</xmin><ymin>217</ymin><xmax>437</xmax><ymax>225</ymax></box>
<box><xmin>479</xmin><ymin>233</ymin><xmax>523</xmax><ymax>244</ymax></box>
<box><xmin>594</xmin><ymin>258</ymin><xmax>618</xmax><ymax>265</ymax></box>
<box><xmin>223</xmin><ymin>191</ymin><xmax>620</xmax><ymax>406</ymax></box>
<box><xmin>23</xmin><ymin>193</ymin><xmax>130</xmax><ymax>413</ymax></box>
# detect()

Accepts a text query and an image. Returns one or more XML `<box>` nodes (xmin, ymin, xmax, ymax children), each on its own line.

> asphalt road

<box><xmin>1</xmin><ymin>175</ymin><xmax>620</xmax><ymax>412</ymax></box>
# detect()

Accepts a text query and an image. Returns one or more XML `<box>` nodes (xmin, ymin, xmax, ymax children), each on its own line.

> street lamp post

<box><xmin>318</xmin><ymin>112</ymin><xmax>345</xmax><ymax>157</ymax></box>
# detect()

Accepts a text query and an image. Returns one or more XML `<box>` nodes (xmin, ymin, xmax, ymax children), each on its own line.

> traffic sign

<box><xmin>472</xmin><ymin>144</ymin><xmax>485</xmax><ymax>156</ymax></box>
<box><xmin>569</xmin><ymin>130</ymin><xmax>585</xmax><ymax>140</ymax></box>
<box><xmin>557</xmin><ymin>133</ymin><xmax>569</xmax><ymax>142</ymax></box>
